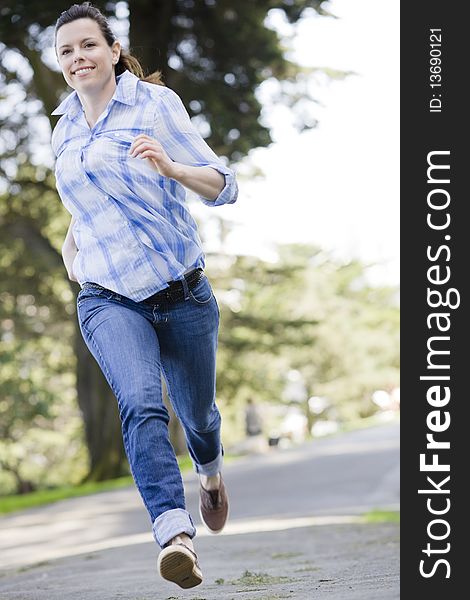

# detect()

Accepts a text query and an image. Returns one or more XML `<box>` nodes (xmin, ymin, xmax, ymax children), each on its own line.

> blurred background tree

<box><xmin>0</xmin><ymin>1</ymin><xmax>398</xmax><ymax>495</ymax></box>
<box><xmin>209</xmin><ymin>245</ymin><xmax>399</xmax><ymax>444</ymax></box>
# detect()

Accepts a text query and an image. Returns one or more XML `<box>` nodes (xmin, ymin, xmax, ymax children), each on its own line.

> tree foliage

<box><xmin>209</xmin><ymin>245</ymin><xmax>399</xmax><ymax>442</ymax></box>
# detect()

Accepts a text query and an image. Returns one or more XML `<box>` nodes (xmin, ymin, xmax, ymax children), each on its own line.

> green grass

<box><xmin>362</xmin><ymin>509</ymin><xmax>400</xmax><ymax>523</ymax></box>
<box><xmin>0</xmin><ymin>476</ymin><xmax>134</xmax><ymax>515</ymax></box>
<box><xmin>0</xmin><ymin>455</ymin><xmax>194</xmax><ymax>515</ymax></box>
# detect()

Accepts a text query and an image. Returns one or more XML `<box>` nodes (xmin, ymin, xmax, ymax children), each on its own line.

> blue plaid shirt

<box><xmin>51</xmin><ymin>70</ymin><xmax>238</xmax><ymax>301</ymax></box>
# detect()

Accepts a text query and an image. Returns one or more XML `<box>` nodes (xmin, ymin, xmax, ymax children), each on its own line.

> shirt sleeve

<box><xmin>51</xmin><ymin>116</ymin><xmax>66</xmax><ymax>158</ymax></box>
<box><xmin>153</xmin><ymin>87</ymin><xmax>238</xmax><ymax>206</ymax></box>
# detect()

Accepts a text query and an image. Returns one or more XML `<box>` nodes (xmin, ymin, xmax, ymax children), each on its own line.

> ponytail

<box><xmin>116</xmin><ymin>50</ymin><xmax>165</xmax><ymax>86</ymax></box>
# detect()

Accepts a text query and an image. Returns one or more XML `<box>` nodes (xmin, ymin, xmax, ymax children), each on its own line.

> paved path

<box><xmin>0</xmin><ymin>420</ymin><xmax>399</xmax><ymax>599</ymax></box>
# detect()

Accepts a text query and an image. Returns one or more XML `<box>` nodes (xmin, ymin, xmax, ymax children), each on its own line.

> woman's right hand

<box><xmin>62</xmin><ymin>216</ymin><xmax>79</xmax><ymax>282</ymax></box>
<box><xmin>62</xmin><ymin>247</ymin><xmax>78</xmax><ymax>282</ymax></box>
<box><xmin>67</xmin><ymin>267</ymin><xmax>78</xmax><ymax>283</ymax></box>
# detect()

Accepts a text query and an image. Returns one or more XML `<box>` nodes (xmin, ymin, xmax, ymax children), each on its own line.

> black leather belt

<box><xmin>142</xmin><ymin>268</ymin><xmax>204</xmax><ymax>305</ymax></box>
<box><xmin>82</xmin><ymin>268</ymin><xmax>204</xmax><ymax>305</ymax></box>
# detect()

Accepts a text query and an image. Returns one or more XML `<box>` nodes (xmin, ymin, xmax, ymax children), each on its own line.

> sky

<box><xmin>193</xmin><ymin>0</ymin><xmax>400</xmax><ymax>286</ymax></box>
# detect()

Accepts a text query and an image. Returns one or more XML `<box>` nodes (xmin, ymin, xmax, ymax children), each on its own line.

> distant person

<box><xmin>245</xmin><ymin>398</ymin><xmax>263</xmax><ymax>437</ymax></box>
<box><xmin>52</xmin><ymin>2</ymin><xmax>237</xmax><ymax>589</ymax></box>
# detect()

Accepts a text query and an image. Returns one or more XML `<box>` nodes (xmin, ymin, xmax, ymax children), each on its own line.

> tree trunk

<box><xmin>3</xmin><ymin>216</ymin><xmax>128</xmax><ymax>481</ymax></box>
<box><xmin>128</xmin><ymin>0</ymin><xmax>175</xmax><ymax>79</ymax></box>
<box><xmin>75</xmin><ymin>320</ymin><xmax>128</xmax><ymax>481</ymax></box>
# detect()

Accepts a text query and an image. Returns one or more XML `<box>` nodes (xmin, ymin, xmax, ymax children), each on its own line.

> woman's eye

<box><xmin>60</xmin><ymin>42</ymin><xmax>95</xmax><ymax>55</ymax></box>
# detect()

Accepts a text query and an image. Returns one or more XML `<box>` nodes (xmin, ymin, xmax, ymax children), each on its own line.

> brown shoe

<box><xmin>199</xmin><ymin>475</ymin><xmax>229</xmax><ymax>534</ymax></box>
<box><xmin>157</xmin><ymin>541</ymin><xmax>203</xmax><ymax>589</ymax></box>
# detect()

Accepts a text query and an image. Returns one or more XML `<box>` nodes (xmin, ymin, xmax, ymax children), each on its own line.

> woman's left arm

<box><xmin>129</xmin><ymin>87</ymin><xmax>238</xmax><ymax>206</ymax></box>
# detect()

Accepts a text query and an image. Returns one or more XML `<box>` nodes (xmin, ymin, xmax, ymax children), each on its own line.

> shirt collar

<box><xmin>51</xmin><ymin>70</ymin><xmax>139</xmax><ymax>117</ymax></box>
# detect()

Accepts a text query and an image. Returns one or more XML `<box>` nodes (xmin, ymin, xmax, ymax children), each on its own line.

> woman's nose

<box><xmin>72</xmin><ymin>49</ymin><xmax>85</xmax><ymax>62</ymax></box>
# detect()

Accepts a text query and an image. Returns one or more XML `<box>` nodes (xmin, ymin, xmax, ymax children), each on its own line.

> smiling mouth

<box><xmin>73</xmin><ymin>66</ymin><xmax>95</xmax><ymax>76</ymax></box>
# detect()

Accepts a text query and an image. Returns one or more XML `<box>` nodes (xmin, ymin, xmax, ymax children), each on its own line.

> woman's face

<box><xmin>55</xmin><ymin>18</ymin><xmax>120</xmax><ymax>93</ymax></box>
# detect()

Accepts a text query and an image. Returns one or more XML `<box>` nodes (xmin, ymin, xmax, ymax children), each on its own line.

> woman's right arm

<box><xmin>62</xmin><ymin>216</ymin><xmax>78</xmax><ymax>282</ymax></box>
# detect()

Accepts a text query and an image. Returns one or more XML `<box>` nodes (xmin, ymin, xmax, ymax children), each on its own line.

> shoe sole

<box><xmin>157</xmin><ymin>545</ymin><xmax>203</xmax><ymax>589</ymax></box>
<box><xmin>198</xmin><ymin>500</ymin><xmax>230</xmax><ymax>535</ymax></box>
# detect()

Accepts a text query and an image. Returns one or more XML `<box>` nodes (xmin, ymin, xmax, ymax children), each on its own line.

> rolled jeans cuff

<box><xmin>194</xmin><ymin>449</ymin><xmax>223</xmax><ymax>476</ymax></box>
<box><xmin>152</xmin><ymin>508</ymin><xmax>196</xmax><ymax>548</ymax></box>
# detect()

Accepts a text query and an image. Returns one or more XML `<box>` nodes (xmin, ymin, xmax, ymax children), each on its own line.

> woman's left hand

<box><xmin>129</xmin><ymin>134</ymin><xmax>178</xmax><ymax>178</ymax></box>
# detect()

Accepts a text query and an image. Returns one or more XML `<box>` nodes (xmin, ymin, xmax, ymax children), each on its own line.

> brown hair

<box><xmin>55</xmin><ymin>1</ymin><xmax>164</xmax><ymax>85</ymax></box>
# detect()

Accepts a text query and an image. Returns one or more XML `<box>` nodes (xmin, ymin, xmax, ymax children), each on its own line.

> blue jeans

<box><xmin>76</xmin><ymin>273</ymin><xmax>223</xmax><ymax>547</ymax></box>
